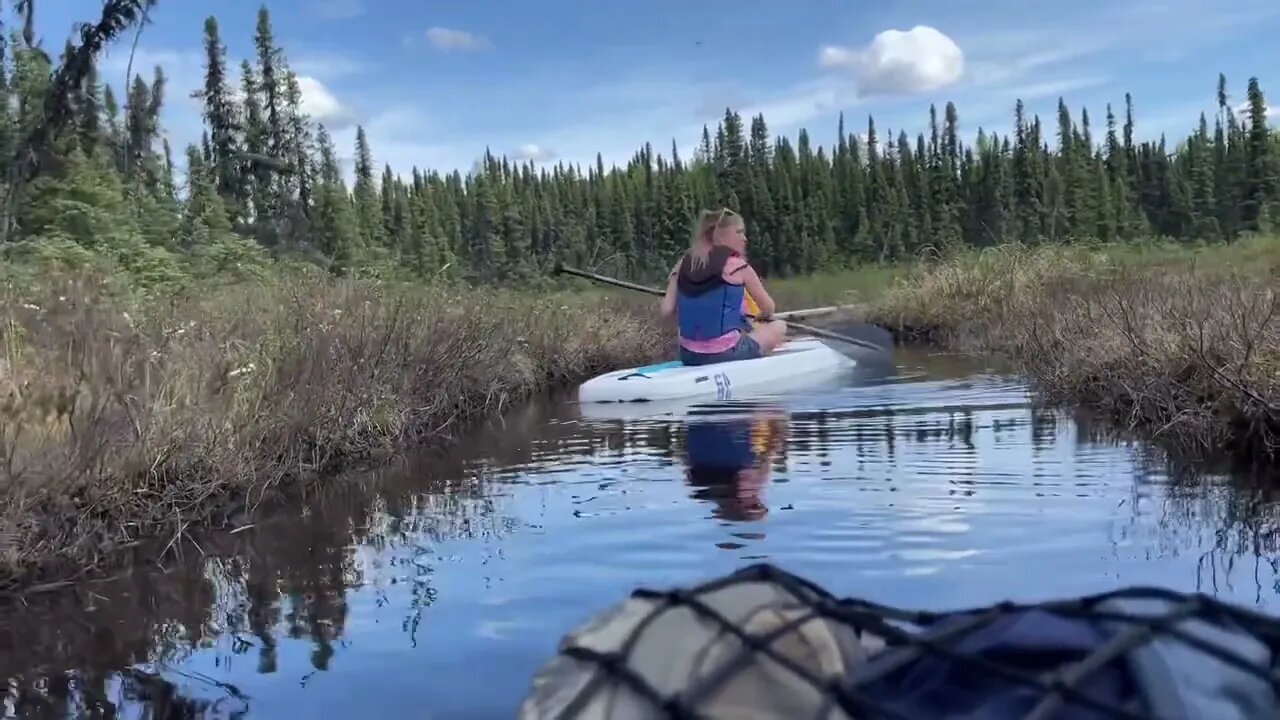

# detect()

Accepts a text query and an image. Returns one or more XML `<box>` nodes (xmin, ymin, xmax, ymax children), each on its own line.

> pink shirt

<box><xmin>679</xmin><ymin>255</ymin><xmax>749</xmax><ymax>354</ymax></box>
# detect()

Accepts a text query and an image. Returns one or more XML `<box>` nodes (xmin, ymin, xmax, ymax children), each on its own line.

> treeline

<box><xmin>1</xmin><ymin>3</ymin><xmax>1278</xmax><ymax>286</ymax></box>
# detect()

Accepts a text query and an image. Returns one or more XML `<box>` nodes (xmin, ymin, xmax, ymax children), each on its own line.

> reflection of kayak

<box><xmin>575</xmin><ymin>397</ymin><xmax>738</xmax><ymax>422</ymax></box>
<box><xmin>575</xmin><ymin>395</ymin><xmax>793</xmax><ymax>423</ymax></box>
<box><xmin>578</xmin><ymin>338</ymin><xmax>853</xmax><ymax>404</ymax></box>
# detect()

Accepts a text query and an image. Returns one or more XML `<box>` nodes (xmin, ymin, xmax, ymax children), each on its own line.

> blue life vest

<box><xmin>676</xmin><ymin>247</ymin><xmax>745</xmax><ymax>342</ymax></box>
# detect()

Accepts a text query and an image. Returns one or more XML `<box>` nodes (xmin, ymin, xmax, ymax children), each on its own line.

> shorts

<box><xmin>679</xmin><ymin>333</ymin><xmax>762</xmax><ymax>366</ymax></box>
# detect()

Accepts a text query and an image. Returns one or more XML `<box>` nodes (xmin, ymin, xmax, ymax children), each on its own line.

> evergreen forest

<box><xmin>2</xmin><ymin>4</ymin><xmax>1278</xmax><ymax>288</ymax></box>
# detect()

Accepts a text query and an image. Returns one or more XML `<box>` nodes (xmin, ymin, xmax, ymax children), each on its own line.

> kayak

<box><xmin>577</xmin><ymin>337</ymin><xmax>854</xmax><ymax>404</ymax></box>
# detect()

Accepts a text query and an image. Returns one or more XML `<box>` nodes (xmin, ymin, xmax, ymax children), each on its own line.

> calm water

<box><xmin>4</xmin><ymin>348</ymin><xmax>1279</xmax><ymax>718</ymax></box>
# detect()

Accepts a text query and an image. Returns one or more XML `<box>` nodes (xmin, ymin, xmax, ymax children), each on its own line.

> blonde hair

<box><xmin>687</xmin><ymin>207</ymin><xmax>742</xmax><ymax>271</ymax></box>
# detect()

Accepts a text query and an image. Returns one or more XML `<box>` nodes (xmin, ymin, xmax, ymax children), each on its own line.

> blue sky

<box><xmin>27</xmin><ymin>0</ymin><xmax>1280</xmax><ymax>179</ymax></box>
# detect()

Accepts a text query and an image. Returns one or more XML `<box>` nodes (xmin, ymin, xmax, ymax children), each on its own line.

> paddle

<box><xmin>556</xmin><ymin>264</ymin><xmax>893</xmax><ymax>355</ymax></box>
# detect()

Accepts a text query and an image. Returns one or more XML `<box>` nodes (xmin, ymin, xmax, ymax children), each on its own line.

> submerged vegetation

<box><xmin>0</xmin><ymin>0</ymin><xmax>1276</xmax><ymax>590</ymax></box>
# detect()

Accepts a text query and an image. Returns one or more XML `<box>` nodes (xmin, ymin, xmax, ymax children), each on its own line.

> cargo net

<box><xmin>519</xmin><ymin>563</ymin><xmax>1280</xmax><ymax>719</ymax></box>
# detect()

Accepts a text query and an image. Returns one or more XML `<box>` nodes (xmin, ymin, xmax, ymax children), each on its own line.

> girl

<box><xmin>660</xmin><ymin>208</ymin><xmax>787</xmax><ymax>366</ymax></box>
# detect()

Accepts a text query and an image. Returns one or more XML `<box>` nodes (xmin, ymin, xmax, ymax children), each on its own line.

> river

<box><xmin>3</xmin><ymin>348</ymin><xmax>1278</xmax><ymax>718</ymax></box>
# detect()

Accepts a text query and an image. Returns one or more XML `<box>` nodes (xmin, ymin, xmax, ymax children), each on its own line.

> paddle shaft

<box><xmin>557</xmin><ymin>264</ymin><xmax>884</xmax><ymax>351</ymax></box>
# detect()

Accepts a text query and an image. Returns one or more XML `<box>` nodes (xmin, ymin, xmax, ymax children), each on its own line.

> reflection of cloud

<box><xmin>476</xmin><ymin>620</ymin><xmax>521</xmax><ymax>640</ymax></box>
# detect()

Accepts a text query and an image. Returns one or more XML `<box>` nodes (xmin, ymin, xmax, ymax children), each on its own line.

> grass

<box><xmin>860</xmin><ymin>235</ymin><xmax>1280</xmax><ymax>462</ymax></box>
<box><xmin>0</xmin><ymin>267</ymin><xmax>668</xmax><ymax>592</ymax></box>
<box><xmin>768</xmin><ymin>265</ymin><xmax>906</xmax><ymax>310</ymax></box>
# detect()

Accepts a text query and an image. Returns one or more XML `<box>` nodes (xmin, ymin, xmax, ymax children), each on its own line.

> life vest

<box><xmin>676</xmin><ymin>246</ymin><xmax>745</xmax><ymax>342</ymax></box>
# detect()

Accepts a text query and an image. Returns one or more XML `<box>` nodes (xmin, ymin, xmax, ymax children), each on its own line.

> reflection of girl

<box><xmin>683</xmin><ymin>412</ymin><xmax>787</xmax><ymax>522</ymax></box>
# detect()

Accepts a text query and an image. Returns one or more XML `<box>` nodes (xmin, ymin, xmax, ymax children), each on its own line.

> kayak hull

<box><xmin>577</xmin><ymin>338</ymin><xmax>853</xmax><ymax>404</ymax></box>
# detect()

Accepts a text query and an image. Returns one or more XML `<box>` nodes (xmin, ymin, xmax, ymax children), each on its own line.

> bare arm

<box><xmin>739</xmin><ymin>265</ymin><xmax>775</xmax><ymax>317</ymax></box>
<box><xmin>659</xmin><ymin>260</ymin><xmax>680</xmax><ymax>318</ymax></box>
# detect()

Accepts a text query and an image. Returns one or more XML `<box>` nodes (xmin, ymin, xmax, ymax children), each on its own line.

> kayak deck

<box><xmin>577</xmin><ymin>337</ymin><xmax>853</xmax><ymax>404</ymax></box>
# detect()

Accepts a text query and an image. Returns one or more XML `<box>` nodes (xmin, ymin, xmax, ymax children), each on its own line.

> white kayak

<box><xmin>577</xmin><ymin>337</ymin><xmax>854</xmax><ymax>404</ymax></box>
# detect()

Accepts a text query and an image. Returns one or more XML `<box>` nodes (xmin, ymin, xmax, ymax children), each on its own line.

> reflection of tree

<box><xmin>114</xmin><ymin>667</ymin><xmax>250</xmax><ymax>719</ymax></box>
<box><xmin>1065</xmin><ymin>404</ymin><xmax>1280</xmax><ymax>601</ymax></box>
<box><xmin>0</xmin><ymin>399</ymin><xmax>638</xmax><ymax>715</ymax></box>
<box><xmin>8</xmin><ymin>666</ymin><xmax>250</xmax><ymax>719</ymax></box>
<box><xmin>245</xmin><ymin>555</ymin><xmax>280</xmax><ymax>674</ymax></box>
<box><xmin>0</xmin><ymin>545</ymin><xmax>219</xmax><ymax>717</ymax></box>
<box><xmin>1153</xmin><ymin>462</ymin><xmax>1280</xmax><ymax>601</ymax></box>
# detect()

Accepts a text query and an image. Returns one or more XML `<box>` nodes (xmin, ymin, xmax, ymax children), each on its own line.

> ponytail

<box><xmin>687</xmin><ymin>207</ymin><xmax>739</xmax><ymax>271</ymax></box>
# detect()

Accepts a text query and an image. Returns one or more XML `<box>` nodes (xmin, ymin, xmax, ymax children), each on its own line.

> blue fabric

<box><xmin>679</xmin><ymin>333</ymin><xmax>761</xmax><ymax>367</ymax></box>
<box><xmin>677</xmin><ymin>282</ymin><xmax>745</xmax><ymax>342</ymax></box>
<box><xmin>853</xmin><ymin>598</ymin><xmax>1278</xmax><ymax>720</ymax></box>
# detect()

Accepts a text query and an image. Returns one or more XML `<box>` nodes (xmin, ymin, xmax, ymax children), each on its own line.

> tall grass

<box><xmin>864</xmin><ymin>236</ymin><xmax>1280</xmax><ymax>461</ymax></box>
<box><xmin>0</xmin><ymin>269</ymin><xmax>667</xmax><ymax>590</ymax></box>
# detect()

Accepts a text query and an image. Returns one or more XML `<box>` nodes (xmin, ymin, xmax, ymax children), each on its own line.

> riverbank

<box><xmin>862</xmin><ymin>236</ymin><xmax>1280</xmax><ymax>462</ymax></box>
<box><xmin>0</xmin><ymin>268</ymin><xmax>668</xmax><ymax>592</ymax></box>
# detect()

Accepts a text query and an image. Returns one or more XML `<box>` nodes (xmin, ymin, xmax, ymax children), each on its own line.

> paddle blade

<box><xmin>797</xmin><ymin>318</ymin><xmax>895</xmax><ymax>369</ymax></box>
<box><xmin>817</xmin><ymin>319</ymin><xmax>894</xmax><ymax>352</ymax></box>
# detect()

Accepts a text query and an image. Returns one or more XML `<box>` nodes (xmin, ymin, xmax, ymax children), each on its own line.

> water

<box><xmin>4</xmin><ymin>348</ymin><xmax>1279</xmax><ymax>718</ymax></box>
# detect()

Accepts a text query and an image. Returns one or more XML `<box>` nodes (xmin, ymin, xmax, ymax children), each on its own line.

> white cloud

<box><xmin>424</xmin><ymin>27</ymin><xmax>491</xmax><ymax>53</ymax></box>
<box><xmin>1233</xmin><ymin>100</ymin><xmax>1280</xmax><ymax>121</ymax></box>
<box><xmin>297</xmin><ymin>76</ymin><xmax>358</xmax><ymax>130</ymax></box>
<box><xmin>513</xmin><ymin>144</ymin><xmax>557</xmax><ymax>162</ymax></box>
<box><xmin>314</xmin><ymin>0</ymin><xmax>366</xmax><ymax>20</ymax></box>
<box><xmin>820</xmin><ymin>26</ymin><xmax>965</xmax><ymax>96</ymax></box>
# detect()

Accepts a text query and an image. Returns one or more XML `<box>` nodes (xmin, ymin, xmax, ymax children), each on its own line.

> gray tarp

<box><xmin>519</xmin><ymin>567</ymin><xmax>1278</xmax><ymax>719</ymax></box>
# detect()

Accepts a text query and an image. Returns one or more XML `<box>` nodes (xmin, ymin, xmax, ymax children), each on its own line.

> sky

<box><xmin>25</xmin><ymin>0</ymin><xmax>1280</xmax><ymax>181</ymax></box>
